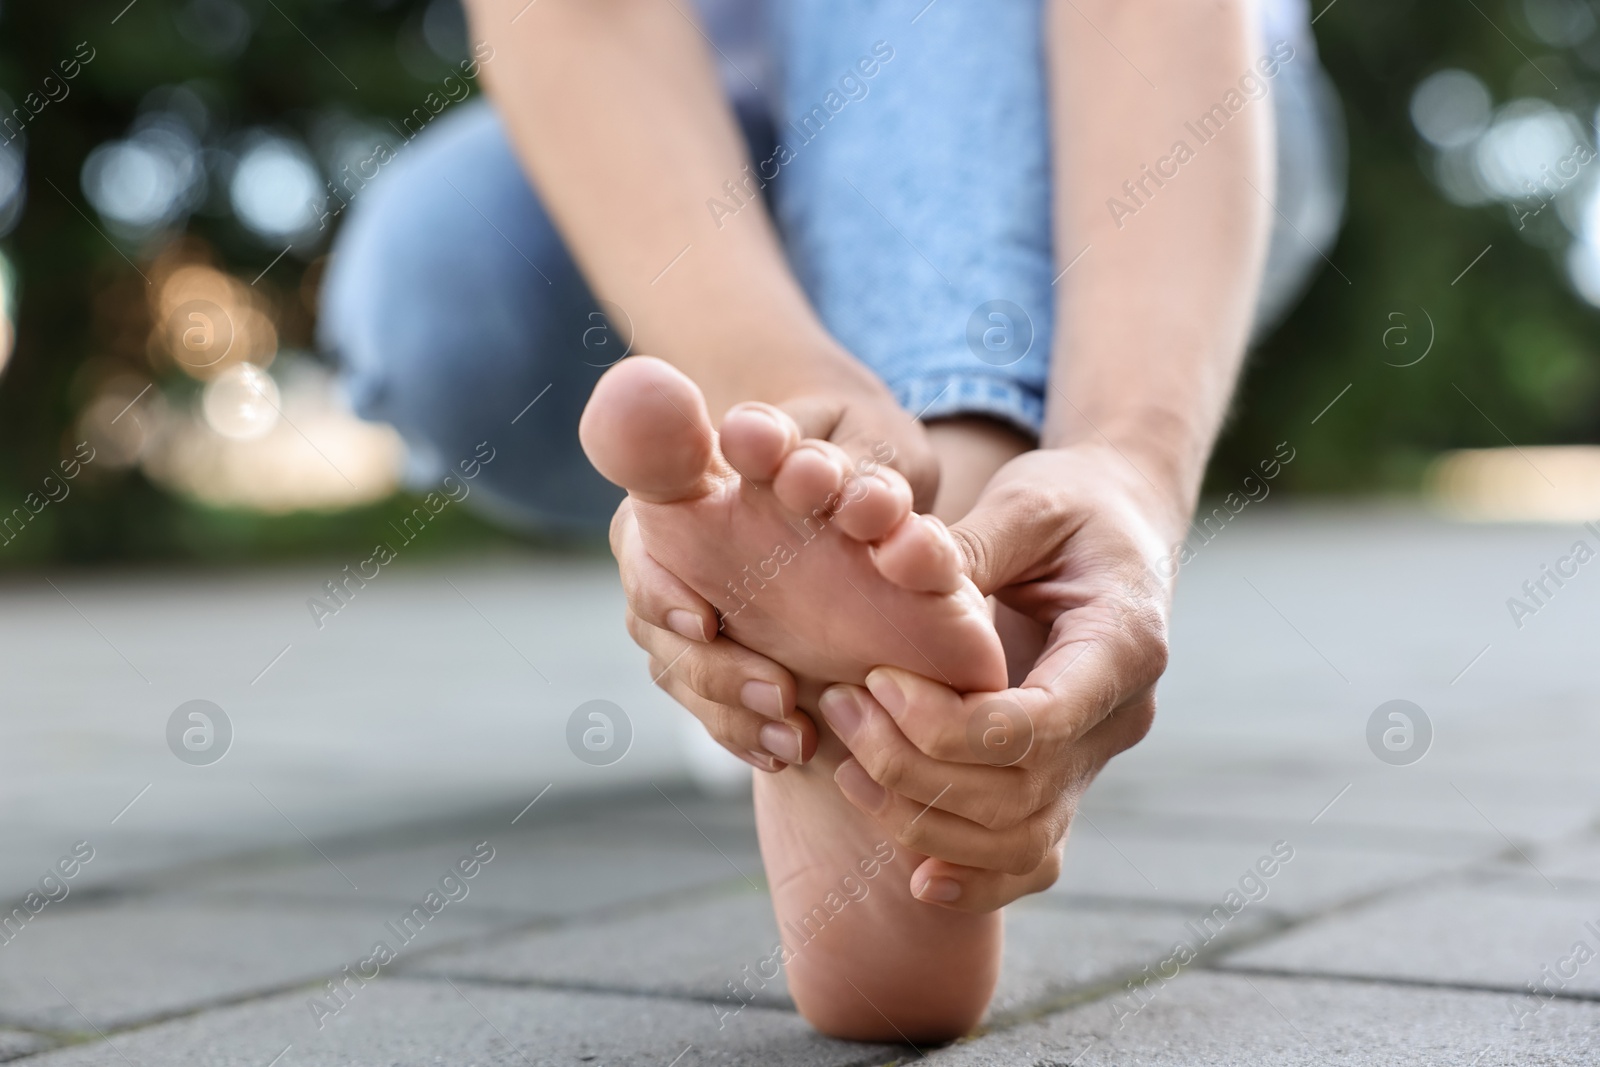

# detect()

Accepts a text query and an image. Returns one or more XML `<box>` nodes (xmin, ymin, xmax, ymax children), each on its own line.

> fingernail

<box><xmin>864</xmin><ymin>670</ymin><xmax>905</xmax><ymax>720</ymax></box>
<box><xmin>913</xmin><ymin>876</ymin><xmax>962</xmax><ymax>904</ymax></box>
<box><xmin>742</xmin><ymin>749</ymin><xmax>784</xmax><ymax>773</ymax></box>
<box><xmin>834</xmin><ymin>758</ymin><xmax>887</xmax><ymax>813</ymax></box>
<box><xmin>740</xmin><ymin>680</ymin><xmax>786</xmax><ymax>719</ymax></box>
<box><xmin>759</xmin><ymin>722</ymin><xmax>802</xmax><ymax>764</ymax></box>
<box><xmin>666</xmin><ymin>609</ymin><xmax>707</xmax><ymax>642</ymax></box>
<box><xmin>818</xmin><ymin>687</ymin><xmax>865</xmax><ymax>741</ymax></box>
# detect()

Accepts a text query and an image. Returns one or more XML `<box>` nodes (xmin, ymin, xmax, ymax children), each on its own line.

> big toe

<box><xmin>579</xmin><ymin>357</ymin><xmax>716</xmax><ymax>503</ymax></box>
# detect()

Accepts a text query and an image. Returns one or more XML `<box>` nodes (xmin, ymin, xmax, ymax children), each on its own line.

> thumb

<box><xmin>947</xmin><ymin>485</ymin><xmax>1068</xmax><ymax>597</ymax></box>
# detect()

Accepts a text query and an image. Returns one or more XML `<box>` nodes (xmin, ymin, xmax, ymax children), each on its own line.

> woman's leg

<box><xmin>318</xmin><ymin>100</ymin><xmax>623</xmax><ymax>535</ymax></box>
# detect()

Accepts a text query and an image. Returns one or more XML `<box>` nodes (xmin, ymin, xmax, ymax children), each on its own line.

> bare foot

<box><xmin>580</xmin><ymin>357</ymin><xmax>1007</xmax><ymax>1040</ymax></box>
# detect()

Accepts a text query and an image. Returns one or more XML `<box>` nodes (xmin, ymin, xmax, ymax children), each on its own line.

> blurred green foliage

<box><xmin>0</xmin><ymin>0</ymin><xmax>1595</xmax><ymax>566</ymax></box>
<box><xmin>1215</xmin><ymin>0</ymin><xmax>1600</xmax><ymax>491</ymax></box>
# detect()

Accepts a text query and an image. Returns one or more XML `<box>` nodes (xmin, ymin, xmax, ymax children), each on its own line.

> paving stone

<box><xmin>991</xmin><ymin>901</ymin><xmax>1273</xmax><ymax>1019</ymax></box>
<box><xmin>412</xmin><ymin>886</ymin><xmax>791</xmax><ymax>1008</ymax></box>
<box><xmin>186</xmin><ymin>835</ymin><xmax>762</xmax><ymax>920</ymax></box>
<box><xmin>1218</xmin><ymin>875</ymin><xmax>1600</xmax><ymax>996</ymax></box>
<box><xmin>0</xmin><ymin>897</ymin><xmax>501</xmax><ymax>1030</ymax></box>
<box><xmin>21</xmin><ymin>977</ymin><xmax>897</xmax><ymax>1067</ymax></box>
<box><xmin>177</xmin><ymin>791</ymin><xmax>762</xmax><ymax>919</ymax></box>
<box><xmin>925</xmin><ymin>972</ymin><xmax>1600</xmax><ymax>1066</ymax></box>
<box><xmin>0</xmin><ymin>1031</ymin><xmax>52</xmax><ymax>1062</ymax></box>
<box><xmin>1490</xmin><ymin>832</ymin><xmax>1600</xmax><ymax>885</ymax></box>
<box><xmin>413</xmin><ymin>883</ymin><xmax>1246</xmax><ymax>1023</ymax></box>
<box><xmin>1043</xmin><ymin>821</ymin><xmax>1476</xmax><ymax>915</ymax></box>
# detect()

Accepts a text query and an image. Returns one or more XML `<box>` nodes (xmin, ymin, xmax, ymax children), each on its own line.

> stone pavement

<box><xmin>2</xmin><ymin>507</ymin><xmax>1600</xmax><ymax>1064</ymax></box>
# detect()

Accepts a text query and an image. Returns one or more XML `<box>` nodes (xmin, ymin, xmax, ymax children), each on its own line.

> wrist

<box><xmin>1048</xmin><ymin>417</ymin><xmax>1204</xmax><ymax>534</ymax></box>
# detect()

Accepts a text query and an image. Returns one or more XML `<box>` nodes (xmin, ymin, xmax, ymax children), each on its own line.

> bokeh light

<box><xmin>81</xmin><ymin>117</ymin><xmax>204</xmax><ymax>235</ymax></box>
<box><xmin>229</xmin><ymin>134</ymin><xmax>324</xmax><ymax>241</ymax></box>
<box><xmin>144</xmin><ymin>355</ymin><xmax>403</xmax><ymax>513</ymax></box>
<box><xmin>0</xmin><ymin>137</ymin><xmax>24</xmax><ymax>238</ymax></box>
<box><xmin>1410</xmin><ymin>69</ymin><xmax>1492</xmax><ymax>149</ymax></box>
<box><xmin>150</xmin><ymin>260</ymin><xmax>277</xmax><ymax>377</ymax></box>
<box><xmin>201</xmin><ymin>361</ymin><xmax>279</xmax><ymax>440</ymax></box>
<box><xmin>1473</xmin><ymin>99</ymin><xmax>1585</xmax><ymax>200</ymax></box>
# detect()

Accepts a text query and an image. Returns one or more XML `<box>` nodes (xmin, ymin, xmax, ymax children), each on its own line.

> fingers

<box><xmin>832</xmin><ymin>755</ymin><xmax>1065</xmax><ymax>875</ymax></box>
<box><xmin>626</xmin><ymin>610</ymin><xmax>798</xmax><ymax>719</ymax></box>
<box><xmin>860</xmin><ymin>669</ymin><xmax>997</xmax><ymax>763</ymax></box>
<box><xmin>611</xmin><ymin>499</ymin><xmax>718</xmax><ymax>643</ymax></box>
<box><xmin>651</xmin><ymin>657</ymin><xmax>816</xmax><ymax>771</ymax></box>
<box><xmin>819</xmin><ymin>686</ymin><xmax>1047</xmax><ymax>830</ymax></box>
<box><xmin>908</xmin><ymin>848</ymin><xmax>1064</xmax><ymax>913</ymax></box>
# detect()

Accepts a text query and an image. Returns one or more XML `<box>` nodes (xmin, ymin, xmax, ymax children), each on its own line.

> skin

<box><xmin>822</xmin><ymin>0</ymin><xmax>1275</xmax><ymax>911</ymax></box>
<box><xmin>466</xmin><ymin>0</ymin><xmax>1270</xmax><ymax>1033</ymax></box>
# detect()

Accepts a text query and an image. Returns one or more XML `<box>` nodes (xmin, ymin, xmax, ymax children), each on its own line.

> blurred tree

<box><xmin>0</xmin><ymin>0</ymin><xmax>1596</xmax><ymax>565</ymax></box>
<box><xmin>1215</xmin><ymin>0</ymin><xmax>1600</xmax><ymax>493</ymax></box>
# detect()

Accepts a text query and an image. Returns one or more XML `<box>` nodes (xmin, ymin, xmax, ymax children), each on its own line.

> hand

<box><xmin>614</xmin><ymin>378</ymin><xmax>937</xmax><ymax>772</ymax></box>
<box><xmin>816</xmin><ymin>443</ymin><xmax>1181</xmax><ymax>912</ymax></box>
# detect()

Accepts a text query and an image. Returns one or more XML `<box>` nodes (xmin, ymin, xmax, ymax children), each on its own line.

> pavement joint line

<box><xmin>990</xmin><ymin>850</ymin><xmax>1522</xmax><ymax>1032</ymax></box>
<box><xmin>42</xmin><ymin>977</ymin><xmax>138</xmax><ymax>1067</ymax></box>
<box><xmin>11</xmin><ymin>881</ymin><xmax>781</xmax><ymax>1043</ymax></box>
<box><xmin>8</xmin><ymin>809</ymin><xmax>1531</xmax><ymax>1049</ymax></box>
<box><xmin>1212</xmin><ymin>961</ymin><xmax>1600</xmax><ymax>1004</ymax></box>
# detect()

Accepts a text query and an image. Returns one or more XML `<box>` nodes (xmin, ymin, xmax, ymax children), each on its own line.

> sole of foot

<box><xmin>580</xmin><ymin>357</ymin><xmax>1006</xmax><ymax>1041</ymax></box>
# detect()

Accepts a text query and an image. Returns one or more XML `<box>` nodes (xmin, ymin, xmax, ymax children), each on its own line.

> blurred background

<box><xmin>1</xmin><ymin>0</ymin><xmax>1599</xmax><ymax>566</ymax></box>
<box><xmin>3</xmin><ymin>4</ymin><xmax>1600</xmax><ymax>1060</ymax></box>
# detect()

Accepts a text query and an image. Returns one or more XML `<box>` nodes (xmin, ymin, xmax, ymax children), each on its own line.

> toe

<box><xmin>871</xmin><ymin>514</ymin><xmax>965</xmax><ymax>594</ymax></box>
<box><xmin>771</xmin><ymin>440</ymin><xmax>850</xmax><ymax>516</ymax></box>
<box><xmin>719</xmin><ymin>402</ymin><xmax>801</xmax><ymax>482</ymax></box>
<box><xmin>579</xmin><ymin>357</ymin><xmax>717</xmax><ymax>503</ymax></box>
<box><xmin>832</xmin><ymin>467</ymin><xmax>914</xmax><ymax>542</ymax></box>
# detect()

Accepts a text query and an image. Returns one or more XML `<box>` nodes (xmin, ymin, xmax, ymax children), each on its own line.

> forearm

<box><xmin>1041</xmin><ymin>0</ymin><xmax>1272</xmax><ymax>524</ymax></box>
<box><xmin>462</xmin><ymin>0</ymin><xmax>873</xmax><ymax>415</ymax></box>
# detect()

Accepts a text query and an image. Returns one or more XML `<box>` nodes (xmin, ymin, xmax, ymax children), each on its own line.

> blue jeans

<box><xmin>320</xmin><ymin>0</ymin><xmax>1343</xmax><ymax>534</ymax></box>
